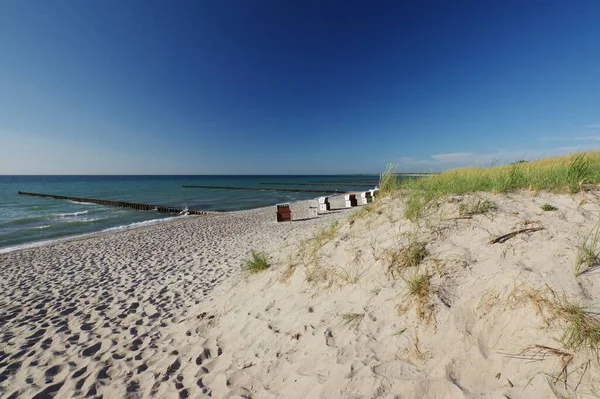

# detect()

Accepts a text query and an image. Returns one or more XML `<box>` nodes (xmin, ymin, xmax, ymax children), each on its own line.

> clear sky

<box><xmin>0</xmin><ymin>1</ymin><xmax>599</xmax><ymax>174</ymax></box>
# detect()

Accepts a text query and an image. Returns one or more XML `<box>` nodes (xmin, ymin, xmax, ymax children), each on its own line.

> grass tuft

<box><xmin>340</xmin><ymin>312</ymin><xmax>365</xmax><ymax>329</ymax></box>
<box><xmin>556</xmin><ymin>301</ymin><xmax>600</xmax><ymax>352</ymax></box>
<box><xmin>404</xmin><ymin>191</ymin><xmax>435</xmax><ymax>222</ymax></box>
<box><xmin>403</xmin><ymin>272</ymin><xmax>435</xmax><ymax>323</ymax></box>
<box><xmin>244</xmin><ymin>251</ymin><xmax>270</xmax><ymax>274</ymax></box>
<box><xmin>574</xmin><ymin>221</ymin><xmax>600</xmax><ymax>277</ymax></box>
<box><xmin>385</xmin><ymin>239</ymin><xmax>428</xmax><ymax>278</ymax></box>
<box><xmin>567</xmin><ymin>153</ymin><xmax>591</xmax><ymax>194</ymax></box>
<box><xmin>279</xmin><ymin>262</ymin><xmax>296</xmax><ymax>283</ymax></box>
<box><xmin>406</xmin><ymin>272</ymin><xmax>431</xmax><ymax>299</ymax></box>
<box><xmin>313</xmin><ymin>222</ymin><xmax>339</xmax><ymax>248</ymax></box>
<box><xmin>393</xmin><ymin>328</ymin><xmax>407</xmax><ymax>336</ymax></box>
<box><xmin>379</xmin><ymin>163</ymin><xmax>401</xmax><ymax>196</ymax></box>
<box><xmin>540</xmin><ymin>203</ymin><xmax>558</xmax><ymax>212</ymax></box>
<box><xmin>514</xmin><ymin>287</ymin><xmax>600</xmax><ymax>353</ymax></box>
<box><xmin>348</xmin><ymin>202</ymin><xmax>376</xmax><ymax>223</ymax></box>
<box><xmin>458</xmin><ymin>197</ymin><xmax>494</xmax><ymax>216</ymax></box>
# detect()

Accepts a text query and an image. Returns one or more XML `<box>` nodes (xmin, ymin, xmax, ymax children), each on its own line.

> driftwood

<box><xmin>489</xmin><ymin>227</ymin><xmax>544</xmax><ymax>244</ymax></box>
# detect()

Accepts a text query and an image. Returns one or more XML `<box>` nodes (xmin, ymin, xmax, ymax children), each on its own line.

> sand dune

<box><xmin>189</xmin><ymin>191</ymin><xmax>600</xmax><ymax>398</ymax></box>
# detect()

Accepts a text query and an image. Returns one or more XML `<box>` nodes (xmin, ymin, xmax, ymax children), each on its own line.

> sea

<box><xmin>0</xmin><ymin>175</ymin><xmax>380</xmax><ymax>252</ymax></box>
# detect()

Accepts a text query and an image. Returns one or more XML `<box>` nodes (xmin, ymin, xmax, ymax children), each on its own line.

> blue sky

<box><xmin>0</xmin><ymin>1</ymin><xmax>599</xmax><ymax>174</ymax></box>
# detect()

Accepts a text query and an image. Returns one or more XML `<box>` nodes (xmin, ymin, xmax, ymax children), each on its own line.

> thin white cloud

<box><xmin>585</xmin><ymin>124</ymin><xmax>600</xmax><ymax>129</ymax></box>
<box><xmin>396</xmin><ymin>145</ymin><xmax>600</xmax><ymax>170</ymax></box>
<box><xmin>431</xmin><ymin>152</ymin><xmax>472</xmax><ymax>163</ymax></box>
<box><xmin>574</xmin><ymin>135</ymin><xmax>600</xmax><ymax>141</ymax></box>
<box><xmin>540</xmin><ymin>134</ymin><xmax>600</xmax><ymax>142</ymax></box>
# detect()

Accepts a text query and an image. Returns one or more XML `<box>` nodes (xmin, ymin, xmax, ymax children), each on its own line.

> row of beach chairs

<box><xmin>278</xmin><ymin>188</ymin><xmax>379</xmax><ymax>222</ymax></box>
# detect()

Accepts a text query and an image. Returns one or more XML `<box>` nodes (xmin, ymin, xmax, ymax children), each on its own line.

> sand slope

<box><xmin>0</xmin><ymin>200</ymin><xmax>350</xmax><ymax>398</ymax></box>
<box><xmin>190</xmin><ymin>191</ymin><xmax>600</xmax><ymax>398</ymax></box>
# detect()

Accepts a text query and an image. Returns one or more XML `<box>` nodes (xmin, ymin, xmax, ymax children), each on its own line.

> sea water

<box><xmin>0</xmin><ymin>175</ymin><xmax>379</xmax><ymax>251</ymax></box>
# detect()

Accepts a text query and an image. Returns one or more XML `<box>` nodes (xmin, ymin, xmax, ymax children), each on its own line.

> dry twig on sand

<box><xmin>489</xmin><ymin>227</ymin><xmax>545</xmax><ymax>244</ymax></box>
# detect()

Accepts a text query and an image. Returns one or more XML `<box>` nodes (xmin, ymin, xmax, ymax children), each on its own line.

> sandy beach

<box><xmin>3</xmin><ymin>189</ymin><xmax>600</xmax><ymax>398</ymax></box>
<box><xmin>0</xmin><ymin>198</ymin><xmax>351</xmax><ymax>398</ymax></box>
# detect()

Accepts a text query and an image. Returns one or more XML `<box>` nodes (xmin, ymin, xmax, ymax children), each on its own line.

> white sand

<box><xmin>2</xmin><ymin>191</ymin><xmax>600</xmax><ymax>398</ymax></box>
<box><xmin>0</xmin><ymin>198</ymin><xmax>351</xmax><ymax>398</ymax></box>
<box><xmin>190</xmin><ymin>191</ymin><xmax>600</xmax><ymax>398</ymax></box>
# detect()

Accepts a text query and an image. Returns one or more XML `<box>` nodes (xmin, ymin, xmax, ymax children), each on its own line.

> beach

<box><xmin>0</xmin><ymin>198</ymin><xmax>351</xmax><ymax>398</ymax></box>
<box><xmin>3</xmin><ymin>187</ymin><xmax>600</xmax><ymax>398</ymax></box>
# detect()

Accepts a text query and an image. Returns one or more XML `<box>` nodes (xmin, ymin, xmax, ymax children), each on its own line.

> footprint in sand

<box><xmin>82</xmin><ymin>342</ymin><xmax>102</xmax><ymax>357</ymax></box>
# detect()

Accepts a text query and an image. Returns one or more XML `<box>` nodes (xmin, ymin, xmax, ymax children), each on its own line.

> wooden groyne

<box><xmin>260</xmin><ymin>182</ymin><xmax>375</xmax><ymax>187</ymax></box>
<box><xmin>17</xmin><ymin>191</ymin><xmax>215</xmax><ymax>215</ymax></box>
<box><xmin>182</xmin><ymin>185</ymin><xmax>348</xmax><ymax>194</ymax></box>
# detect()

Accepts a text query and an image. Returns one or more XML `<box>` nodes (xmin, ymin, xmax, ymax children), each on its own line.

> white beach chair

<box><xmin>359</xmin><ymin>191</ymin><xmax>372</xmax><ymax>205</ymax></box>
<box><xmin>344</xmin><ymin>193</ymin><xmax>357</xmax><ymax>208</ymax></box>
<box><xmin>318</xmin><ymin>196</ymin><xmax>330</xmax><ymax>212</ymax></box>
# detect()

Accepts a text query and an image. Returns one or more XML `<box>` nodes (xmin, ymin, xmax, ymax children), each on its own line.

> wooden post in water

<box><xmin>17</xmin><ymin>191</ymin><xmax>215</xmax><ymax>215</ymax></box>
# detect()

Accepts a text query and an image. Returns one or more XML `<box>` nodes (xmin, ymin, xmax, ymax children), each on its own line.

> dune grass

<box><xmin>379</xmin><ymin>163</ymin><xmax>401</xmax><ymax>196</ymax></box>
<box><xmin>403</xmin><ymin>272</ymin><xmax>435</xmax><ymax>323</ymax></box>
<box><xmin>244</xmin><ymin>251</ymin><xmax>270</xmax><ymax>274</ymax></box>
<box><xmin>458</xmin><ymin>197</ymin><xmax>494</xmax><ymax>216</ymax></box>
<box><xmin>574</xmin><ymin>221</ymin><xmax>600</xmax><ymax>277</ymax></box>
<box><xmin>557</xmin><ymin>301</ymin><xmax>600</xmax><ymax>352</ymax></box>
<box><xmin>313</xmin><ymin>221</ymin><xmax>339</xmax><ymax>248</ymax></box>
<box><xmin>391</xmin><ymin>152</ymin><xmax>600</xmax><ymax>222</ymax></box>
<box><xmin>385</xmin><ymin>239</ymin><xmax>428</xmax><ymax>278</ymax></box>
<box><xmin>517</xmin><ymin>287</ymin><xmax>600</xmax><ymax>353</ymax></box>
<box><xmin>540</xmin><ymin>203</ymin><xmax>558</xmax><ymax>211</ymax></box>
<box><xmin>403</xmin><ymin>152</ymin><xmax>600</xmax><ymax>196</ymax></box>
<box><xmin>340</xmin><ymin>312</ymin><xmax>365</xmax><ymax>329</ymax></box>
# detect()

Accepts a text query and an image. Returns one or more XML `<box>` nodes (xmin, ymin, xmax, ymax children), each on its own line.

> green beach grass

<box><xmin>404</xmin><ymin>152</ymin><xmax>600</xmax><ymax>195</ymax></box>
<box><xmin>377</xmin><ymin>151</ymin><xmax>600</xmax><ymax>221</ymax></box>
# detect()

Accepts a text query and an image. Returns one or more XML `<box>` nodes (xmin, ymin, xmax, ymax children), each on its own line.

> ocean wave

<box><xmin>68</xmin><ymin>200</ymin><xmax>100</xmax><ymax>206</ymax></box>
<box><xmin>101</xmin><ymin>215</ymin><xmax>184</xmax><ymax>232</ymax></box>
<box><xmin>55</xmin><ymin>210</ymin><xmax>89</xmax><ymax>218</ymax></box>
<box><xmin>31</xmin><ymin>225</ymin><xmax>51</xmax><ymax>230</ymax></box>
<box><xmin>63</xmin><ymin>217</ymin><xmax>104</xmax><ymax>224</ymax></box>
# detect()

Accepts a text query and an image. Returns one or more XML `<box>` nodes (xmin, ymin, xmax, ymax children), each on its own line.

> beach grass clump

<box><xmin>348</xmin><ymin>202</ymin><xmax>376</xmax><ymax>223</ymax></box>
<box><xmin>244</xmin><ymin>251</ymin><xmax>270</xmax><ymax>274</ymax></box>
<box><xmin>404</xmin><ymin>191</ymin><xmax>435</xmax><ymax>222</ymax></box>
<box><xmin>313</xmin><ymin>221</ymin><xmax>339</xmax><ymax>248</ymax></box>
<box><xmin>379</xmin><ymin>163</ymin><xmax>401</xmax><ymax>196</ymax></box>
<box><xmin>515</xmin><ymin>287</ymin><xmax>600</xmax><ymax>353</ymax></box>
<box><xmin>404</xmin><ymin>272</ymin><xmax>435</xmax><ymax>322</ymax></box>
<box><xmin>340</xmin><ymin>312</ymin><xmax>365</xmax><ymax>329</ymax></box>
<box><xmin>279</xmin><ymin>262</ymin><xmax>296</xmax><ymax>283</ymax></box>
<box><xmin>458</xmin><ymin>197</ymin><xmax>494</xmax><ymax>216</ymax></box>
<box><xmin>567</xmin><ymin>153</ymin><xmax>592</xmax><ymax>194</ymax></box>
<box><xmin>385</xmin><ymin>240</ymin><xmax>428</xmax><ymax>278</ymax></box>
<box><xmin>540</xmin><ymin>203</ymin><xmax>558</xmax><ymax>211</ymax></box>
<box><xmin>556</xmin><ymin>302</ymin><xmax>600</xmax><ymax>352</ymax></box>
<box><xmin>406</xmin><ymin>272</ymin><xmax>431</xmax><ymax>299</ymax></box>
<box><xmin>574</xmin><ymin>221</ymin><xmax>600</xmax><ymax>277</ymax></box>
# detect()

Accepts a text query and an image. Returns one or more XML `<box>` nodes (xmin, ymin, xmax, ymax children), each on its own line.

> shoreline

<box><xmin>0</xmin><ymin>195</ymin><xmax>351</xmax><ymax>255</ymax></box>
